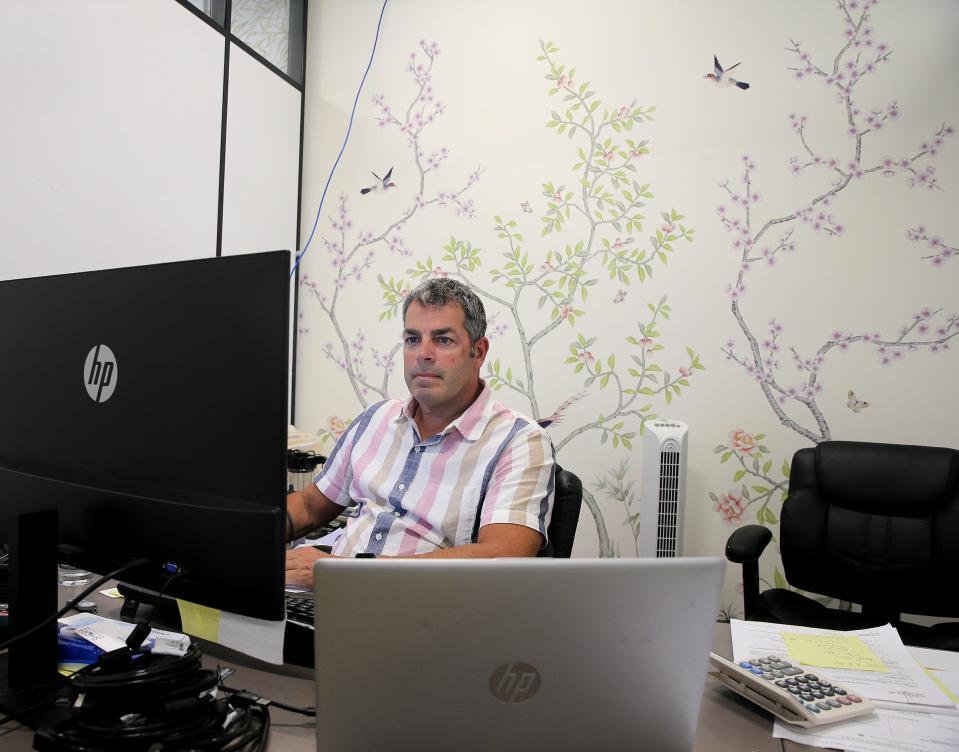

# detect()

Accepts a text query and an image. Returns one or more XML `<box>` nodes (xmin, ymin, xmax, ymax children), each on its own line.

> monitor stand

<box><xmin>0</xmin><ymin>509</ymin><xmax>73</xmax><ymax>728</ymax></box>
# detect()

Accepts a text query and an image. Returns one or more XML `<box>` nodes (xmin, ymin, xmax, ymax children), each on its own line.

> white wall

<box><xmin>0</xmin><ymin>0</ymin><xmax>223</xmax><ymax>279</ymax></box>
<box><xmin>0</xmin><ymin>0</ymin><xmax>302</xmax><ymax>282</ymax></box>
<box><xmin>221</xmin><ymin>40</ymin><xmax>301</xmax><ymax>258</ymax></box>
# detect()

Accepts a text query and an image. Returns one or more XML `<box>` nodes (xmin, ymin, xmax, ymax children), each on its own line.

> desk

<box><xmin>1</xmin><ymin>585</ymin><xmax>815</xmax><ymax>751</ymax></box>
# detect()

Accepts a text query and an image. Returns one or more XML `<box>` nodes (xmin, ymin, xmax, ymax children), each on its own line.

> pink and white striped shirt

<box><xmin>315</xmin><ymin>383</ymin><xmax>555</xmax><ymax>557</ymax></box>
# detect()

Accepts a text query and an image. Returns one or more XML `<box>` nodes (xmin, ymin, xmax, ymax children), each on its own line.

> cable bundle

<box><xmin>33</xmin><ymin>644</ymin><xmax>268</xmax><ymax>752</ymax></box>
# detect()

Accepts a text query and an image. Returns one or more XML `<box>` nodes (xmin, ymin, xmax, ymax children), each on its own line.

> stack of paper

<box><xmin>59</xmin><ymin>612</ymin><xmax>191</xmax><ymax>657</ymax></box>
<box><xmin>729</xmin><ymin>619</ymin><xmax>959</xmax><ymax>752</ymax></box>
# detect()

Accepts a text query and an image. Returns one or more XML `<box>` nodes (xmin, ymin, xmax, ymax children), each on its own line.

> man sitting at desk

<box><xmin>284</xmin><ymin>278</ymin><xmax>555</xmax><ymax>586</ymax></box>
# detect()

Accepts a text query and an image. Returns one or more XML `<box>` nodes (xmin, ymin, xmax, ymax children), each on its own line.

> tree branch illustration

<box><xmin>719</xmin><ymin>0</ymin><xmax>955</xmax><ymax>445</ymax></box>
<box><xmin>300</xmin><ymin>41</ymin><xmax>481</xmax><ymax>409</ymax></box>
<box><xmin>712</xmin><ymin>0</ymin><xmax>956</xmax><ymax>596</ymax></box>
<box><xmin>380</xmin><ymin>40</ymin><xmax>703</xmax><ymax>555</ymax></box>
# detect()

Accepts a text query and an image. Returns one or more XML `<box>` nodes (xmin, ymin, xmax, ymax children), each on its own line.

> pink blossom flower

<box><xmin>714</xmin><ymin>489</ymin><xmax>747</xmax><ymax>525</ymax></box>
<box><xmin>728</xmin><ymin>429</ymin><xmax>760</xmax><ymax>456</ymax></box>
<box><xmin>328</xmin><ymin>416</ymin><xmax>348</xmax><ymax>439</ymax></box>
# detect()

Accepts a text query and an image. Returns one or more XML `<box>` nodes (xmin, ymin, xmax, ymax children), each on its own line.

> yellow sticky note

<box><xmin>781</xmin><ymin>632</ymin><xmax>888</xmax><ymax>672</ymax></box>
<box><xmin>175</xmin><ymin>599</ymin><xmax>221</xmax><ymax>642</ymax></box>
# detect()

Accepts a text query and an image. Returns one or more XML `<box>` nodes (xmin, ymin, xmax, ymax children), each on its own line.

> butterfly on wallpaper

<box><xmin>613</xmin><ymin>289</ymin><xmax>627</xmax><ymax>303</ymax></box>
<box><xmin>847</xmin><ymin>390</ymin><xmax>870</xmax><ymax>413</ymax></box>
<box><xmin>520</xmin><ymin>200</ymin><xmax>533</xmax><ymax>214</ymax></box>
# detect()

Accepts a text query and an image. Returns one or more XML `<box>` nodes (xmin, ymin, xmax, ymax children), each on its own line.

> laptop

<box><xmin>313</xmin><ymin>557</ymin><xmax>724</xmax><ymax>752</ymax></box>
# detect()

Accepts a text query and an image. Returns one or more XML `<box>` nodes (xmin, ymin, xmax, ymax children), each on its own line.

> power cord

<box><xmin>289</xmin><ymin>0</ymin><xmax>390</xmax><ymax>279</ymax></box>
<box><xmin>219</xmin><ymin>683</ymin><xmax>316</xmax><ymax>717</ymax></box>
<box><xmin>124</xmin><ymin>564</ymin><xmax>186</xmax><ymax>650</ymax></box>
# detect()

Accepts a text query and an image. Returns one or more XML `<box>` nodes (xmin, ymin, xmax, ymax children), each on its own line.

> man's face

<box><xmin>403</xmin><ymin>301</ymin><xmax>488</xmax><ymax>413</ymax></box>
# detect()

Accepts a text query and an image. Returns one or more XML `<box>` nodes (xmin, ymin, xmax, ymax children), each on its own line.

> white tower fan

<box><xmin>638</xmin><ymin>420</ymin><xmax>689</xmax><ymax>557</ymax></box>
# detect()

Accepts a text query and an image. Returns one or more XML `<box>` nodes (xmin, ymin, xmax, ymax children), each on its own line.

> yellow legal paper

<box><xmin>923</xmin><ymin>668</ymin><xmax>959</xmax><ymax>705</ymax></box>
<box><xmin>781</xmin><ymin>632</ymin><xmax>889</xmax><ymax>672</ymax></box>
<box><xmin>176</xmin><ymin>599</ymin><xmax>221</xmax><ymax>642</ymax></box>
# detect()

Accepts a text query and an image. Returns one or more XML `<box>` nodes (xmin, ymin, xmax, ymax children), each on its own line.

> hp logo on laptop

<box><xmin>84</xmin><ymin>345</ymin><xmax>118</xmax><ymax>403</ymax></box>
<box><xmin>489</xmin><ymin>662</ymin><xmax>541</xmax><ymax>704</ymax></box>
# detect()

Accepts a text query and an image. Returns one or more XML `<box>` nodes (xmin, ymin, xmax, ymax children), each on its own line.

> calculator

<box><xmin>708</xmin><ymin>652</ymin><xmax>875</xmax><ymax>727</ymax></box>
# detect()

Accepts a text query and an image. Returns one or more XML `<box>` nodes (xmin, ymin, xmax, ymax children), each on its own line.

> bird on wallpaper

<box><xmin>360</xmin><ymin>167</ymin><xmax>396</xmax><ymax>195</ymax></box>
<box><xmin>613</xmin><ymin>289</ymin><xmax>627</xmax><ymax>304</ymax></box>
<box><xmin>705</xmin><ymin>55</ymin><xmax>750</xmax><ymax>90</ymax></box>
<box><xmin>521</xmin><ymin>201</ymin><xmax>533</xmax><ymax>214</ymax></box>
<box><xmin>847</xmin><ymin>390</ymin><xmax>870</xmax><ymax>413</ymax></box>
<box><xmin>537</xmin><ymin>390</ymin><xmax>590</xmax><ymax>429</ymax></box>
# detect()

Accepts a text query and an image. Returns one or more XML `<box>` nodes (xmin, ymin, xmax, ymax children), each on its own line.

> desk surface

<box><xmin>1</xmin><ymin>585</ymin><xmax>814</xmax><ymax>751</ymax></box>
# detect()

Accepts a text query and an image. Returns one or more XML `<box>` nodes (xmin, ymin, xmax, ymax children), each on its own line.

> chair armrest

<box><xmin>725</xmin><ymin>525</ymin><xmax>772</xmax><ymax>564</ymax></box>
<box><xmin>726</xmin><ymin>525</ymin><xmax>773</xmax><ymax>621</ymax></box>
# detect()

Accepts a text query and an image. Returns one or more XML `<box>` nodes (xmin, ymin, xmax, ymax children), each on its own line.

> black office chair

<box><xmin>725</xmin><ymin>440</ymin><xmax>959</xmax><ymax>651</ymax></box>
<box><xmin>538</xmin><ymin>465</ymin><xmax>583</xmax><ymax>558</ymax></box>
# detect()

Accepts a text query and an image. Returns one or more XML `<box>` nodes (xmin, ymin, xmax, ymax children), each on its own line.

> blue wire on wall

<box><xmin>290</xmin><ymin>0</ymin><xmax>390</xmax><ymax>279</ymax></box>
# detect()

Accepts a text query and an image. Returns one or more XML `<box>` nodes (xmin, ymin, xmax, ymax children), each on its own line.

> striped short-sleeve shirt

<box><xmin>315</xmin><ymin>383</ymin><xmax>555</xmax><ymax>557</ymax></box>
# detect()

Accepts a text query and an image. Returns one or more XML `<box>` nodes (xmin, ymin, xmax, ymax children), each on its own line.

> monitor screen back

<box><xmin>0</xmin><ymin>251</ymin><xmax>290</xmax><ymax>619</ymax></box>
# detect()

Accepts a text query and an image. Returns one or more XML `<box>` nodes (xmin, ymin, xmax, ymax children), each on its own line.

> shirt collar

<box><xmin>398</xmin><ymin>380</ymin><xmax>494</xmax><ymax>442</ymax></box>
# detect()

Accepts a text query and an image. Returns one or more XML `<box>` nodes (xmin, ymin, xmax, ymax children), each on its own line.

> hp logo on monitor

<box><xmin>488</xmin><ymin>662</ymin><xmax>541</xmax><ymax>704</ymax></box>
<box><xmin>84</xmin><ymin>345</ymin><xmax>118</xmax><ymax>403</ymax></box>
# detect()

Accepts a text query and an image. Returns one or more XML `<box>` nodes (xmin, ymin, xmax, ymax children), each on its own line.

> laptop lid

<box><xmin>313</xmin><ymin>557</ymin><xmax>723</xmax><ymax>752</ymax></box>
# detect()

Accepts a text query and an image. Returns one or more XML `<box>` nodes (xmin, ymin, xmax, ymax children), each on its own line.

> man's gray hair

<box><xmin>402</xmin><ymin>278</ymin><xmax>487</xmax><ymax>345</ymax></box>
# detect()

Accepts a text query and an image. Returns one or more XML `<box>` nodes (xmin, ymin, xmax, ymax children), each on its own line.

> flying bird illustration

<box><xmin>847</xmin><ymin>390</ymin><xmax>870</xmax><ymax>413</ymax></box>
<box><xmin>705</xmin><ymin>55</ymin><xmax>750</xmax><ymax>90</ymax></box>
<box><xmin>360</xmin><ymin>167</ymin><xmax>396</xmax><ymax>195</ymax></box>
<box><xmin>520</xmin><ymin>200</ymin><xmax>533</xmax><ymax>214</ymax></box>
<box><xmin>613</xmin><ymin>289</ymin><xmax>627</xmax><ymax>303</ymax></box>
<box><xmin>537</xmin><ymin>390</ymin><xmax>591</xmax><ymax>429</ymax></box>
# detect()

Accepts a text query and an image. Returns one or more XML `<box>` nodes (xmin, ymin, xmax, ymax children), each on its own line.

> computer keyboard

<box><xmin>285</xmin><ymin>594</ymin><xmax>315</xmax><ymax>627</ymax></box>
<box><xmin>282</xmin><ymin>594</ymin><xmax>315</xmax><ymax>668</ymax></box>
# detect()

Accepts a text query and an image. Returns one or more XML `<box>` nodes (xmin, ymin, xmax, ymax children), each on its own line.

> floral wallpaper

<box><xmin>297</xmin><ymin>0</ymin><xmax>958</xmax><ymax>614</ymax></box>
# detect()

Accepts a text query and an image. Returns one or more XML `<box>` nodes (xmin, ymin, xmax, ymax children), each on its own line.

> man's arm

<box><xmin>286</xmin><ymin>520</ymin><xmax>541</xmax><ymax>586</ymax></box>
<box><xmin>400</xmin><ymin>523</ymin><xmax>542</xmax><ymax>559</ymax></box>
<box><xmin>286</xmin><ymin>484</ymin><xmax>343</xmax><ymax>541</ymax></box>
<box><xmin>284</xmin><ymin>485</ymin><xmax>346</xmax><ymax>587</ymax></box>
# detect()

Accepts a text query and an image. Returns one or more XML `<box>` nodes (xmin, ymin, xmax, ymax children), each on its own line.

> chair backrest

<box><xmin>539</xmin><ymin>465</ymin><xmax>583</xmax><ymax>558</ymax></box>
<box><xmin>782</xmin><ymin>440</ymin><xmax>959</xmax><ymax>620</ymax></box>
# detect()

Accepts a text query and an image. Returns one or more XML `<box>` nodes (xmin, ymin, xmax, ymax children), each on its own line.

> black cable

<box><xmin>220</xmin><ymin>684</ymin><xmax>316</xmax><ymax>717</ymax></box>
<box><xmin>124</xmin><ymin>566</ymin><xmax>187</xmax><ymax>650</ymax></box>
<box><xmin>34</xmin><ymin>645</ymin><xmax>272</xmax><ymax>751</ymax></box>
<box><xmin>0</xmin><ymin>557</ymin><xmax>151</xmax><ymax>652</ymax></box>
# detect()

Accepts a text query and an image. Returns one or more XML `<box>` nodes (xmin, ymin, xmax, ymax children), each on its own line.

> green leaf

<box><xmin>733</xmin><ymin>470</ymin><xmax>746</xmax><ymax>482</ymax></box>
<box><xmin>774</xmin><ymin>568</ymin><xmax>788</xmax><ymax>589</ymax></box>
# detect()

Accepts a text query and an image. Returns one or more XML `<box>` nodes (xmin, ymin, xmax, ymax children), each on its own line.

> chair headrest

<box><xmin>816</xmin><ymin>441</ymin><xmax>959</xmax><ymax>514</ymax></box>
